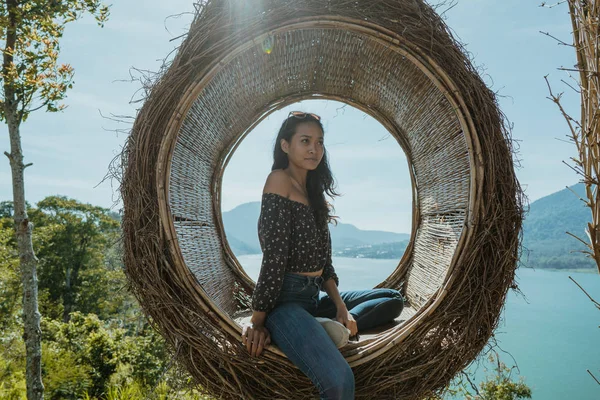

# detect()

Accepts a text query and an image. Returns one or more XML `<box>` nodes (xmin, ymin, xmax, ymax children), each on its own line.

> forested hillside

<box><xmin>521</xmin><ymin>183</ymin><xmax>595</xmax><ymax>270</ymax></box>
<box><xmin>0</xmin><ymin>196</ymin><xmax>208</xmax><ymax>399</ymax></box>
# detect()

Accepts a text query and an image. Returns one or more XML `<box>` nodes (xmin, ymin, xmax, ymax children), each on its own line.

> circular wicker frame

<box><xmin>120</xmin><ymin>1</ymin><xmax>524</xmax><ymax>399</ymax></box>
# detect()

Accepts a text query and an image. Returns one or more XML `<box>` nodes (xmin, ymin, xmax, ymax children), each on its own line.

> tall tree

<box><xmin>0</xmin><ymin>2</ymin><xmax>109</xmax><ymax>398</ymax></box>
<box><xmin>30</xmin><ymin>196</ymin><xmax>121</xmax><ymax>322</ymax></box>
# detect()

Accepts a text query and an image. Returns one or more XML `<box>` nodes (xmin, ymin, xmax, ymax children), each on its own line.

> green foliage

<box><xmin>478</xmin><ymin>378</ymin><xmax>532</xmax><ymax>400</ymax></box>
<box><xmin>0</xmin><ymin>0</ymin><xmax>109</xmax><ymax>122</ymax></box>
<box><xmin>473</xmin><ymin>354</ymin><xmax>532</xmax><ymax>400</ymax></box>
<box><xmin>0</xmin><ymin>195</ymin><xmax>187</xmax><ymax>399</ymax></box>
<box><xmin>103</xmin><ymin>380</ymin><xmax>144</xmax><ymax>400</ymax></box>
<box><xmin>0</xmin><ymin>220</ymin><xmax>25</xmax><ymax>399</ymax></box>
<box><xmin>436</xmin><ymin>354</ymin><xmax>532</xmax><ymax>400</ymax></box>
<box><xmin>0</xmin><ymin>343</ymin><xmax>26</xmax><ymax>400</ymax></box>
<box><xmin>1</xmin><ymin>196</ymin><xmax>127</xmax><ymax>322</ymax></box>
<box><xmin>0</xmin><ymin>222</ymin><xmax>20</xmax><ymax>330</ymax></box>
<box><xmin>41</xmin><ymin>344</ymin><xmax>93</xmax><ymax>400</ymax></box>
<box><xmin>38</xmin><ymin>312</ymin><xmax>171</xmax><ymax>399</ymax></box>
<box><xmin>42</xmin><ymin>313</ymin><xmax>115</xmax><ymax>398</ymax></box>
<box><xmin>0</xmin><ymin>200</ymin><xmax>31</xmax><ymax>219</ymax></box>
<box><xmin>28</xmin><ymin>195</ymin><xmax>123</xmax><ymax>321</ymax></box>
<box><xmin>93</xmin><ymin>378</ymin><xmax>212</xmax><ymax>400</ymax></box>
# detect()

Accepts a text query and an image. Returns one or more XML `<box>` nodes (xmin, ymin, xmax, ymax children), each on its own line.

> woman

<box><xmin>241</xmin><ymin>111</ymin><xmax>404</xmax><ymax>400</ymax></box>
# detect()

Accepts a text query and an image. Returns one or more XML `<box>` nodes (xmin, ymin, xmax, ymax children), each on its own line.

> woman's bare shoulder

<box><xmin>263</xmin><ymin>169</ymin><xmax>292</xmax><ymax>197</ymax></box>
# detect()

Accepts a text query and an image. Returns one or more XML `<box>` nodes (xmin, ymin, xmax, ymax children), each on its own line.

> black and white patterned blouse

<box><xmin>251</xmin><ymin>192</ymin><xmax>339</xmax><ymax>312</ymax></box>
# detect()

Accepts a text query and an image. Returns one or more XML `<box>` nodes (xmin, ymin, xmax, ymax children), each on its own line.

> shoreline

<box><xmin>519</xmin><ymin>266</ymin><xmax>598</xmax><ymax>274</ymax></box>
<box><xmin>237</xmin><ymin>254</ymin><xmax>598</xmax><ymax>274</ymax></box>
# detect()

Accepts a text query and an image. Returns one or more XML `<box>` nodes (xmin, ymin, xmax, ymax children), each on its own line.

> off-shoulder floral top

<box><xmin>251</xmin><ymin>192</ymin><xmax>339</xmax><ymax>313</ymax></box>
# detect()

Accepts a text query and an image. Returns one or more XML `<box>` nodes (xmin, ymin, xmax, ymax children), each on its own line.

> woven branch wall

<box><xmin>120</xmin><ymin>0</ymin><xmax>524</xmax><ymax>398</ymax></box>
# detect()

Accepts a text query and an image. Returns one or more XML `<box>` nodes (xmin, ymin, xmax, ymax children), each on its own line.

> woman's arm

<box><xmin>322</xmin><ymin>279</ymin><xmax>358</xmax><ymax>337</ymax></box>
<box><xmin>321</xmin><ymin>228</ymin><xmax>339</xmax><ymax>286</ymax></box>
<box><xmin>322</xmin><ymin>278</ymin><xmax>345</xmax><ymax>310</ymax></box>
<box><xmin>242</xmin><ymin>171</ymin><xmax>293</xmax><ymax>357</ymax></box>
<box><xmin>321</xmin><ymin>226</ymin><xmax>357</xmax><ymax>336</ymax></box>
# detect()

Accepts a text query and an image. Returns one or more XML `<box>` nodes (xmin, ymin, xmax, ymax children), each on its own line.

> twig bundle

<box><xmin>118</xmin><ymin>0</ymin><xmax>524</xmax><ymax>398</ymax></box>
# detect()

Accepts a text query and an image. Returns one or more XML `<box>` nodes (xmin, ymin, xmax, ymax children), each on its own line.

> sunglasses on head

<box><xmin>288</xmin><ymin>111</ymin><xmax>321</xmax><ymax>121</ymax></box>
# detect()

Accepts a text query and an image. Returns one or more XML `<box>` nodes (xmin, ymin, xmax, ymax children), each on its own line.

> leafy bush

<box><xmin>437</xmin><ymin>354</ymin><xmax>532</xmax><ymax>400</ymax></box>
<box><xmin>0</xmin><ymin>355</ymin><xmax>26</xmax><ymax>400</ymax></box>
<box><xmin>42</xmin><ymin>345</ymin><xmax>93</xmax><ymax>399</ymax></box>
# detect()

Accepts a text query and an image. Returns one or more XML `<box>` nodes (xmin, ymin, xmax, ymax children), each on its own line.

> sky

<box><xmin>0</xmin><ymin>0</ymin><xmax>581</xmax><ymax>233</ymax></box>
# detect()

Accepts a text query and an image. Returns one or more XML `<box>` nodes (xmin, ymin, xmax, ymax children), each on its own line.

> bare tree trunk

<box><xmin>4</xmin><ymin>114</ymin><xmax>44</xmax><ymax>399</ymax></box>
<box><xmin>2</xmin><ymin>0</ymin><xmax>44</xmax><ymax>397</ymax></box>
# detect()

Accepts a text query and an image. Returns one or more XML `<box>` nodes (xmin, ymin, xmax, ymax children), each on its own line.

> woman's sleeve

<box><xmin>251</xmin><ymin>193</ymin><xmax>292</xmax><ymax>313</ymax></box>
<box><xmin>321</xmin><ymin>226</ymin><xmax>339</xmax><ymax>290</ymax></box>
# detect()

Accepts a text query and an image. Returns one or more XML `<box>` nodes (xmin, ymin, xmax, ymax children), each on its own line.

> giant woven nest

<box><xmin>120</xmin><ymin>0</ymin><xmax>525</xmax><ymax>398</ymax></box>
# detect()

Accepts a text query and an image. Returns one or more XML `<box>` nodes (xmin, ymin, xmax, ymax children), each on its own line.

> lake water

<box><xmin>237</xmin><ymin>255</ymin><xmax>600</xmax><ymax>400</ymax></box>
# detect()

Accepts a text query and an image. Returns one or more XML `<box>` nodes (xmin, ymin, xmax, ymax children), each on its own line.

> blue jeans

<box><xmin>265</xmin><ymin>273</ymin><xmax>404</xmax><ymax>400</ymax></box>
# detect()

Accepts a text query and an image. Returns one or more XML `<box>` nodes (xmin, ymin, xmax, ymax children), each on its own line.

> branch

<box><xmin>569</xmin><ymin>276</ymin><xmax>600</xmax><ymax>309</ymax></box>
<box><xmin>566</xmin><ymin>231</ymin><xmax>593</xmax><ymax>248</ymax></box>
<box><xmin>163</xmin><ymin>9</ymin><xmax>195</xmax><ymax>38</ymax></box>
<box><xmin>169</xmin><ymin>32</ymin><xmax>188</xmax><ymax>43</ymax></box>
<box><xmin>568</xmin><ymin>248</ymin><xmax>595</xmax><ymax>257</ymax></box>
<box><xmin>555</xmin><ymin>136</ymin><xmax>575</xmax><ymax>144</ymax></box>
<box><xmin>560</xmin><ymin>78</ymin><xmax>581</xmax><ymax>94</ymax></box>
<box><xmin>588</xmin><ymin>370</ymin><xmax>600</xmax><ymax>386</ymax></box>
<box><xmin>545</xmin><ymin>75</ymin><xmax>581</xmax><ymax>139</ymax></box>
<box><xmin>437</xmin><ymin>0</ymin><xmax>459</xmax><ymax>18</ymax></box>
<box><xmin>26</xmin><ymin>99</ymin><xmax>51</xmax><ymax>115</ymax></box>
<box><xmin>557</xmin><ymin>67</ymin><xmax>600</xmax><ymax>76</ymax></box>
<box><xmin>566</xmin><ymin>185</ymin><xmax>591</xmax><ymax>206</ymax></box>
<box><xmin>97</xmin><ymin>109</ymin><xmax>135</xmax><ymax>124</ymax></box>
<box><xmin>539</xmin><ymin>30</ymin><xmax>574</xmax><ymax>47</ymax></box>
<box><xmin>539</xmin><ymin>1</ymin><xmax>568</xmax><ymax>8</ymax></box>
<box><xmin>460</xmin><ymin>370</ymin><xmax>481</xmax><ymax>396</ymax></box>
<box><xmin>562</xmin><ymin>160</ymin><xmax>585</xmax><ymax>177</ymax></box>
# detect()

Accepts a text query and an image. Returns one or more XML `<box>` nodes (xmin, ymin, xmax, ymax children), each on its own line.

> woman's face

<box><xmin>281</xmin><ymin>122</ymin><xmax>324</xmax><ymax>170</ymax></box>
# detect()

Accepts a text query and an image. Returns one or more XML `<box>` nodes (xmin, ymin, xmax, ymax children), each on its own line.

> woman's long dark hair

<box><xmin>271</xmin><ymin>114</ymin><xmax>340</xmax><ymax>228</ymax></box>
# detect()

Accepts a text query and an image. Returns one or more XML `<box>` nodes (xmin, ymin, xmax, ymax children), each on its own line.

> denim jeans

<box><xmin>265</xmin><ymin>273</ymin><xmax>404</xmax><ymax>400</ymax></box>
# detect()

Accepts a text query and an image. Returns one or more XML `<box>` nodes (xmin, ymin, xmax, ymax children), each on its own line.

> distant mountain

<box><xmin>222</xmin><ymin>184</ymin><xmax>598</xmax><ymax>270</ymax></box>
<box><xmin>221</xmin><ymin>201</ymin><xmax>409</xmax><ymax>256</ymax></box>
<box><xmin>328</xmin><ymin>223</ymin><xmax>409</xmax><ymax>248</ymax></box>
<box><xmin>222</xmin><ymin>201</ymin><xmax>262</xmax><ymax>254</ymax></box>
<box><xmin>523</xmin><ymin>182</ymin><xmax>590</xmax><ymax>241</ymax></box>
<box><xmin>224</xmin><ymin>235</ymin><xmax>259</xmax><ymax>256</ymax></box>
<box><xmin>522</xmin><ymin>183</ymin><xmax>595</xmax><ymax>270</ymax></box>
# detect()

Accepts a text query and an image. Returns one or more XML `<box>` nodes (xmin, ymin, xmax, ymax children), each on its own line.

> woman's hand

<box><xmin>242</xmin><ymin>323</ymin><xmax>271</xmax><ymax>357</ymax></box>
<box><xmin>335</xmin><ymin>306</ymin><xmax>358</xmax><ymax>337</ymax></box>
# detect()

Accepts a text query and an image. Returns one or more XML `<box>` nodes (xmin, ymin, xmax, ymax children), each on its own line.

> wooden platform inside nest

<box><xmin>233</xmin><ymin>305</ymin><xmax>418</xmax><ymax>348</ymax></box>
